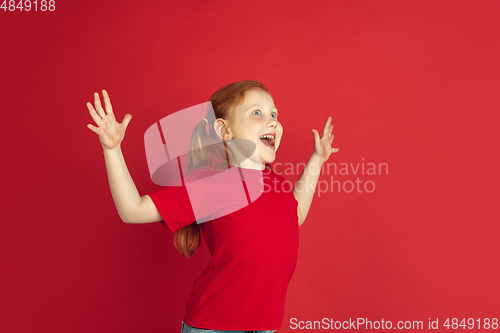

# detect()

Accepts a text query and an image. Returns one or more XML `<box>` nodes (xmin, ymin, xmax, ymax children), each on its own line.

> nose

<box><xmin>266</xmin><ymin>115</ymin><xmax>278</xmax><ymax>128</ymax></box>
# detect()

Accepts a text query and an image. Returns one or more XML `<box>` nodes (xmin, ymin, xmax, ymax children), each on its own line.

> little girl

<box><xmin>86</xmin><ymin>80</ymin><xmax>339</xmax><ymax>333</ymax></box>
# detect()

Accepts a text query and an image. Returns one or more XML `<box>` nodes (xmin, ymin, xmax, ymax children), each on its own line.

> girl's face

<box><xmin>218</xmin><ymin>89</ymin><xmax>283</xmax><ymax>170</ymax></box>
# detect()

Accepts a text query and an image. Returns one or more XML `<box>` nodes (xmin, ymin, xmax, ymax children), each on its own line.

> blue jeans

<box><xmin>181</xmin><ymin>321</ymin><xmax>276</xmax><ymax>333</ymax></box>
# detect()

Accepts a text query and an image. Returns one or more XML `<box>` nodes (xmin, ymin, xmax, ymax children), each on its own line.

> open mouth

<box><xmin>260</xmin><ymin>134</ymin><xmax>276</xmax><ymax>148</ymax></box>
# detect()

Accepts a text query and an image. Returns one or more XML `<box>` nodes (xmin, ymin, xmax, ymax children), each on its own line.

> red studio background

<box><xmin>1</xmin><ymin>1</ymin><xmax>499</xmax><ymax>332</ymax></box>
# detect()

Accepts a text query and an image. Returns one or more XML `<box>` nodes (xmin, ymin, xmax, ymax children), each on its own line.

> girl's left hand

<box><xmin>311</xmin><ymin>116</ymin><xmax>339</xmax><ymax>164</ymax></box>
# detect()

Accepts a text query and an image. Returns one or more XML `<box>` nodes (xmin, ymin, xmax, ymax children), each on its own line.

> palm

<box><xmin>311</xmin><ymin>116</ymin><xmax>339</xmax><ymax>164</ymax></box>
<box><xmin>86</xmin><ymin>90</ymin><xmax>132</xmax><ymax>150</ymax></box>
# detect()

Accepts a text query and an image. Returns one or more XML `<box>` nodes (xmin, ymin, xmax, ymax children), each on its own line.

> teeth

<box><xmin>260</xmin><ymin>135</ymin><xmax>275</xmax><ymax>139</ymax></box>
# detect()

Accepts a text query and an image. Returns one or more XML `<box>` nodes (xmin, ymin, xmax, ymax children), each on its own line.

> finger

<box><xmin>121</xmin><ymin>114</ymin><xmax>132</xmax><ymax>130</ymax></box>
<box><xmin>311</xmin><ymin>129</ymin><xmax>319</xmax><ymax>141</ymax></box>
<box><xmin>322</xmin><ymin>116</ymin><xmax>332</xmax><ymax>137</ymax></box>
<box><xmin>94</xmin><ymin>92</ymin><xmax>106</xmax><ymax>118</ymax></box>
<box><xmin>330</xmin><ymin>133</ymin><xmax>334</xmax><ymax>144</ymax></box>
<box><xmin>102</xmin><ymin>89</ymin><xmax>113</xmax><ymax>114</ymax></box>
<box><xmin>87</xmin><ymin>123</ymin><xmax>100</xmax><ymax>134</ymax></box>
<box><xmin>332</xmin><ymin>148</ymin><xmax>340</xmax><ymax>153</ymax></box>
<box><xmin>87</xmin><ymin>102</ymin><xmax>102</xmax><ymax>126</ymax></box>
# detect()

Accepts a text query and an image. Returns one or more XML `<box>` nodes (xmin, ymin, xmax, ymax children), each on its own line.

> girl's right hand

<box><xmin>86</xmin><ymin>90</ymin><xmax>132</xmax><ymax>150</ymax></box>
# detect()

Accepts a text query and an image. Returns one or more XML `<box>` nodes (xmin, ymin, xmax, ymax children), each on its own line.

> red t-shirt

<box><xmin>147</xmin><ymin>165</ymin><xmax>299</xmax><ymax>331</ymax></box>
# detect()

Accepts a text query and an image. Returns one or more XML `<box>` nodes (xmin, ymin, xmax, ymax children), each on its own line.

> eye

<box><xmin>252</xmin><ymin>110</ymin><xmax>278</xmax><ymax>119</ymax></box>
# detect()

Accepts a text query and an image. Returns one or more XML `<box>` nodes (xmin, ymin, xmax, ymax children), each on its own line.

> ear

<box><xmin>215</xmin><ymin>118</ymin><xmax>231</xmax><ymax>140</ymax></box>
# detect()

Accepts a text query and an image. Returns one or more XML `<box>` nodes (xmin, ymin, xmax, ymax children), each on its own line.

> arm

<box><xmin>102</xmin><ymin>145</ymin><xmax>163</xmax><ymax>224</ymax></box>
<box><xmin>87</xmin><ymin>90</ymin><xmax>162</xmax><ymax>224</ymax></box>
<box><xmin>292</xmin><ymin>116</ymin><xmax>339</xmax><ymax>226</ymax></box>
<box><xmin>292</xmin><ymin>153</ymin><xmax>323</xmax><ymax>227</ymax></box>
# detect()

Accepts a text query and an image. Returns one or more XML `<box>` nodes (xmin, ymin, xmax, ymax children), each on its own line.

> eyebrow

<box><xmin>247</xmin><ymin>104</ymin><xmax>278</xmax><ymax>111</ymax></box>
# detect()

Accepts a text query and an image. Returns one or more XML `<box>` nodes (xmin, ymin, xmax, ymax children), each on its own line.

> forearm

<box><xmin>102</xmin><ymin>144</ymin><xmax>142</xmax><ymax>222</ymax></box>
<box><xmin>292</xmin><ymin>153</ymin><xmax>323</xmax><ymax>225</ymax></box>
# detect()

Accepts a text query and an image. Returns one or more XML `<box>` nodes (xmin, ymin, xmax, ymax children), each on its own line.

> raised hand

<box><xmin>86</xmin><ymin>90</ymin><xmax>132</xmax><ymax>150</ymax></box>
<box><xmin>311</xmin><ymin>116</ymin><xmax>339</xmax><ymax>164</ymax></box>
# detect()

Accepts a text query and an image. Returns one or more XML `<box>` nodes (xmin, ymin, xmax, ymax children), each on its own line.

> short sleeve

<box><xmin>147</xmin><ymin>185</ymin><xmax>196</xmax><ymax>233</ymax></box>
